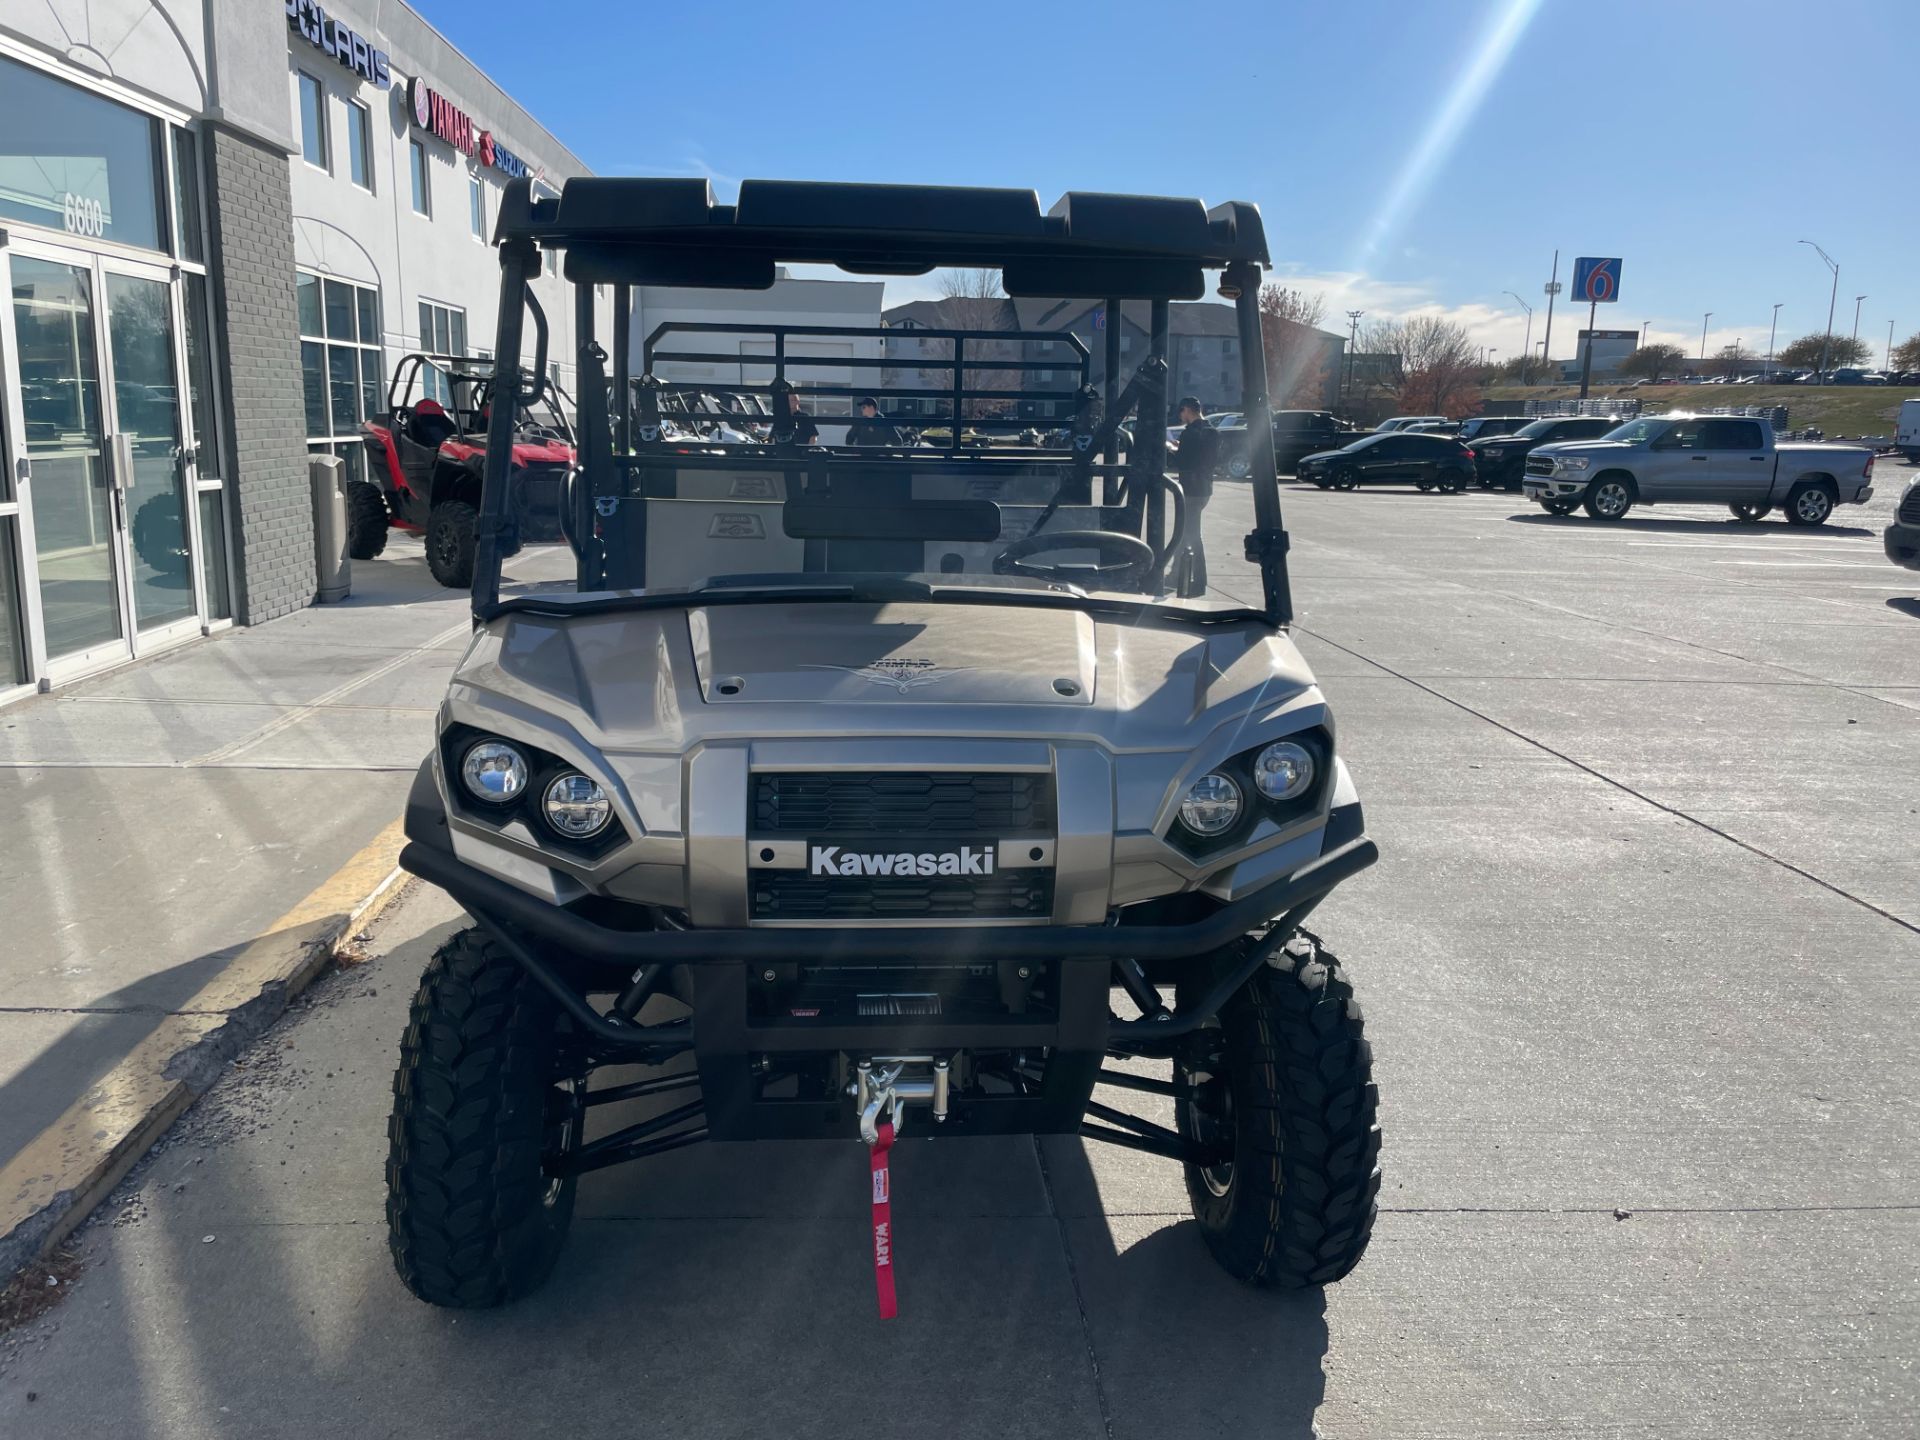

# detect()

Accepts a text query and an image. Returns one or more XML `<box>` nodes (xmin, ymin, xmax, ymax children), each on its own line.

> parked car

<box><xmin>1827</xmin><ymin>368</ymin><xmax>1882</xmax><ymax>385</ymax></box>
<box><xmin>1522</xmin><ymin>414</ymin><xmax>1875</xmax><ymax>524</ymax></box>
<box><xmin>1455</xmin><ymin>415</ymin><xmax>1531</xmax><ymax>444</ymax></box>
<box><xmin>1217</xmin><ymin>410</ymin><xmax>1364</xmax><ymax>478</ymax></box>
<box><xmin>1468</xmin><ymin>415</ymin><xmax>1621</xmax><ymax>491</ymax></box>
<box><xmin>1404</xmin><ymin>420</ymin><xmax>1462</xmax><ymax>437</ymax></box>
<box><xmin>1374</xmin><ymin>415</ymin><xmax>1446</xmax><ymax>433</ymax></box>
<box><xmin>1298</xmin><ymin>432</ymin><xmax>1477</xmax><ymax>492</ymax></box>
<box><xmin>1886</xmin><ymin>471</ymin><xmax>1920</xmax><ymax>571</ymax></box>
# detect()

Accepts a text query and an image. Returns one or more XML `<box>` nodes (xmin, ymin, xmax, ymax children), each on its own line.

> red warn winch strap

<box><xmin>870</xmin><ymin>1120</ymin><xmax>898</xmax><ymax>1319</ymax></box>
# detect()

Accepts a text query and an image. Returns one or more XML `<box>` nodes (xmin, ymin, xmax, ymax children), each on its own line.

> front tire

<box><xmin>345</xmin><ymin>480</ymin><xmax>390</xmax><ymax>560</ymax></box>
<box><xmin>386</xmin><ymin>928</ymin><xmax>580</xmax><ymax>1308</ymax></box>
<box><xmin>1729</xmin><ymin>502</ymin><xmax>1772</xmax><ymax>523</ymax></box>
<box><xmin>1332</xmin><ymin>466</ymin><xmax>1359</xmax><ymax>491</ymax></box>
<box><xmin>1174</xmin><ymin>933</ymin><xmax>1381</xmax><ymax>1289</ymax></box>
<box><xmin>1784</xmin><ymin>483</ymin><xmax>1835</xmax><ymax>527</ymax></box>
<box><xmin>1583</xmin><ymin>476</ymin><xmax>1634</xmax><ymax>521</ymax></box>
<box><xmin>426</xmin><ymin>500</ymin><xmax>478</xmax><ymax>588</ymax></box>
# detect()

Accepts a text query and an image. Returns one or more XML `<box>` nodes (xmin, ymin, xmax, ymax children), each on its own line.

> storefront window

<box><xmin>197</xmin><ymin>489</ymin><xmax>231</xmax><ymax>621</ymax></box>
<box><xmin>418</xmin><ymin>300</ymin><xmax>468</xmax><ymax>405</ymax></box>
<box><xmin>0</xmin><ymin>525</ymin><xmax>24</xmax><ymax>685</ymax></box>
<box><xmin>171</xmin><ymin>127</ymin><xmax>203</xmax><ymax>264</ymax></box>
<box><xmin>298</xmin><ymin>270</ymin><xmax>381</xmax><ymax>486</ymax></box>
<box><xmin>181</xmin><ymin>274</ymin><xmax>220</xmax><ymax>479</ymax></box>
<box><xmin>0</xmin><ymin>53</ymin><xmax>167</xmax><ymax>251</ymax></box>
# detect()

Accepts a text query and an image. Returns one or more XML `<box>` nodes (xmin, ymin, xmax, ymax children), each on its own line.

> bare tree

<box><xmin>1620</xmin><ymin>343</ymin><xmax>1685</xmax><ymax>382</ymax></box>
<box><xmin>1890</xmin><ymin>332</ymin><xmax>1920</xmax><ymax>371</ymax></box>
<box><xmin>1778</xmin><ymin>332</ymin><xmax>1870</xmax><ymax>370</ymax></box>
<box><xmin>1258</xmin><ymin>284</ymin><xmax>1332</xmax><ymax>408</ymax></box>
<box><xmin>1363</xmin><ymin>315</ymin><xmax>1480</xmax><ymax>417</ymax></box>
<box><xmin>920</xmin><ymin>269</ymin><xmax>1018</xmax><ymax>419</ymax></box>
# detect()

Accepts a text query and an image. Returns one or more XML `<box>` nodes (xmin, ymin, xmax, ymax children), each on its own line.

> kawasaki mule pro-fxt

<box><xmin>386</xmin><ymin>177</ymin><xmax>1382</xmax><ymax>1310</ymax></box>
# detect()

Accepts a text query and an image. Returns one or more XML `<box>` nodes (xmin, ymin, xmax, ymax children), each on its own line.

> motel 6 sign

<box><xmin>1572</xmin><ymin>257</ymin><xmax>1622</xmax><ymax>304</ymax></box>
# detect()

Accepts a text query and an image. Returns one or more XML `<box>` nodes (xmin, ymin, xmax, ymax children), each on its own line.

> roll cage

<box><xmin>385</xmin><ymin>352</ymin><xmax>575</xmax><ymax>443</ymax></box>
<box><xmin>471</xmin><ymin>177</ymin><xmax>1293</xmax><ymax>625</ymax></box>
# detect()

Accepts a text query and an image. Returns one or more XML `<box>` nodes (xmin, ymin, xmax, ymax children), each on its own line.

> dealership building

<box><xmin>0</xmin><ymin>0</ymin><xmax>604</xmax><ymax>705</ymax></box>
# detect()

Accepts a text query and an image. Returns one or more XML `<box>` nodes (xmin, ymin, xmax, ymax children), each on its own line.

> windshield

<box><xmin>1599</xmin><ymin>418</ymin><xmax>1666</xmax><ymax>443</ymax></box>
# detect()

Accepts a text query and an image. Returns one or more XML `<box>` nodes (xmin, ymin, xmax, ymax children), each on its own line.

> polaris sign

<box><xmin>809</xmin><ymin>844</ymin><xmax>996</xmax><ymax>878</ymax></box>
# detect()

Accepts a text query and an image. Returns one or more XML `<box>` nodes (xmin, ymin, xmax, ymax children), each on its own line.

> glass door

<box><xmin>4</xmin><ymin>241</ymin><xmax>204</xmax><ymax>678</ymax></box>
<box><xmin>7</xmin><ymin>250</ymin><xmax>128</xmax><ymax>670</ymax></box>
<box><xmin>102</xmin><ymin>265</ymin><xmax>197</xmax><ymax>637</ymax></box>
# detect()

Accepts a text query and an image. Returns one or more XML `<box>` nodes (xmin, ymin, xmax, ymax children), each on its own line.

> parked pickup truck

<box><xmin>1522</xmin><ymin>414</ymin><xmax>1875</xmax><ymax>525</ymax></box>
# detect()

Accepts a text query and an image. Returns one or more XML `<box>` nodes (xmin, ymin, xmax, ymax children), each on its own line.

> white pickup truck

<box><xmin>1523</xmin><ymin>414</ymin><xmax>1875</xmax><ymax>525</ymax></box>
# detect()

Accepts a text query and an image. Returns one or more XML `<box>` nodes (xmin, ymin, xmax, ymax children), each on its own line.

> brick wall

<box><xmin>203</xmin><ymin>124</ymin><xmax>312</xmax><ymax>624</ymax></box>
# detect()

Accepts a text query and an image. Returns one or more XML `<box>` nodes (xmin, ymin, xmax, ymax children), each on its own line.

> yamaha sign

<box><xmin>406</xmin><ymin>76</ymin><xmax>535</xmax><ymax>181</ymax></box>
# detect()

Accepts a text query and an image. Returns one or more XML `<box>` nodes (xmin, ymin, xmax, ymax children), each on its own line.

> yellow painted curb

<box><xmin>0</xmin><ymin>818</ymin><xmax>412</xmax><ymax>1279</ymax></box>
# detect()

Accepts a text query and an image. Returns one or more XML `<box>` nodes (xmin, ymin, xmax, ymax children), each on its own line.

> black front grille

<box><xmin>752</xmin><ymin>869</ymin><xmax>1054</xmax><ymax>920</ymax></box>
<box><xmin>753</xmin><ymin>772</ymin><xmax>1054</xmax><ymax>835</ymax></box>
<box><xmin>1525</xmin><ymin>454</ymin><xmax>1556</xmax><ymax>476</ymax></box>
<box><xmin>1899</xmin><ymin>486</ymin><xmax>1920</xmax><ymax>525</ymax></box>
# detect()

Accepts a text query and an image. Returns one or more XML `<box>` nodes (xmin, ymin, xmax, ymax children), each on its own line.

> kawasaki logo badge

<box><xmin>809</xmin><ymin>845</ymin><xmax>995</xmax><ymax>878</ymax></box>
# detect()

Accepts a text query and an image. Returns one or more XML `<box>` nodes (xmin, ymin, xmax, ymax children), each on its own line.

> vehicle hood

<box><xmin>1297</xmin><ymin>448</ymin><xmax>1350</xmax><ymax>465</ymax></box>
<box><xmin>1529</xmin><ymin>440</ymin><xmax>1634</xmax><ymax>461</ymax></box>
<box><xmin>447</xmin><ymin>600</ymin><xmax>1323</xmax><ymax>756</ymax></box>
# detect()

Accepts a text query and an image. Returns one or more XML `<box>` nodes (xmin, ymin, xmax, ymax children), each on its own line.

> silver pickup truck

<box><xmin>1523</xmin><ymin>414</ymin><xmax>1875</xmax><ymax>525</ymax></box>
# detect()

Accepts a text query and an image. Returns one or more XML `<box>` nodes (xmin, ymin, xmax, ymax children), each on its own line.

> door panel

<box><xmin>9</xmin><ymin>256</ymin><xmax>125</xmax><ymax>662</ymax></box>
<box><xmin>104</xmin><ymin>271</ymin><xmax>194</xmax><ymax>631</ymax></box>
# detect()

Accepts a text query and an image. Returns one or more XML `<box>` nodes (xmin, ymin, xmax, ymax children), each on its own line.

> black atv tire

<box><xmin>345</xmin><ymin>480</ymin><xmax>390</xmax><ymax>560</ymax></box>
<box><xmin>386</xmin><ymin>927</ymin><xmax>580</xmax><ymax>1309</ymax></box>
<box><xmin>426</xmin><ymin>500</ymin><xmax>478</xmax><ymax>588</ymax></box>
<box><xmin>1174</xmin><ymin>933</ymin><xmax>1381</xmax><ymax>1289</ymax></box>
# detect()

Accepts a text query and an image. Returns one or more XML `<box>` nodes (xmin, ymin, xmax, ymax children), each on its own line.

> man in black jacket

<box><xmin>1171</xmin><ymin>396</ymin><xmax>1219</xmax><ymax>593</ymax></box>
<box><xmin>845</xmin><ymin>396</ymin><xmax>904</xmax><ymax>447</ymax></box>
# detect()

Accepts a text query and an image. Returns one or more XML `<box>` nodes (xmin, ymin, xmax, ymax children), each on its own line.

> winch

<box><xmin>853</xmin><ymin>1055</ymin><xmax>951</xmax><ymax>1143</ymax></box>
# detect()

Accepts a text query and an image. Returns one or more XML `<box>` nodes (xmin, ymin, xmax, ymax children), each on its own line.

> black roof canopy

<box><xmin>495</xmin><ymin>177</ymin><xmax>1269</xmax><ymax>300</ymax></box>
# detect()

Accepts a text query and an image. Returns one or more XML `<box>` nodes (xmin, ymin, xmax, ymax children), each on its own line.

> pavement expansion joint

<box><xmin>1031</xmin><ymin>1134</ymin><xmax>1118</xmax><ymax>1440</ymax></box>
<box><xmin>1298</xmin><ymin>625</ymin><xmax>1920</xmax><ymax>941</ymax></box>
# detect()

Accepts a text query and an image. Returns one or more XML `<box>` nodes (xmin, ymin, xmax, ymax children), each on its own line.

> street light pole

<box><xmin>1852</xmin><ymin>294</ymin><xmax>1866</xmax><ymax>349</ymax></box>
<box><xmin>1504</xmin><ymin>291</ymin><xmax>1533</xmax><ymax>384</ymax></box>
<box><xmin>1800</xmin><ymin>240</ymin><xmax>1838</xmax><ymax>378</ymax></box>
<box><xmin>1541</xmin><ymin>249</ymin><xmax>1560</xmax><ymax>376</ymax></box>
<box><xmin>1701</xmin><ymin>312</ymin><xmax>1712</xmax><ymax>363</ymax></box>
<box><xmin>1890</xmin><ymin>319</ymin><xmax>1897</xmax><ymax>370</ymax></box>
<box><xmin>1767</xmin><ymin>303</ymin><xmax>1781</xmax><ymax>370</ymax></box>
<box><xmin>1344</xmin><ymin>309</ymin><xmax>1363</xmax><ymax>408</ymax></box>
<box><xmin>1641</xmin><ymin>320</ymin><xmax>1651</xmax><ymax>347</ymax></box>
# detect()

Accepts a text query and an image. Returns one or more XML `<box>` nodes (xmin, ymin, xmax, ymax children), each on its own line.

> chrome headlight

<box><xmin>460</xmin><ymin>740</ymin><xmax>528</xmax><ymax>804</ymax></box>
<box><xmin>1557</xmin><ymin>456</ymin><xmax>1590</xmax><ymax>472</ymax></box>
<box><xmin>542</xmin><ymin>773</ymin><xmax>612</xmax><ymax>838</ymax></box>
<box><xmin>1252</xmin><ymin>741</ymin><xmax>1315</xmax><ymax>801</ymax></box>
<box><xmin>1178</xmin><ymin>772</ymin><xmax>1243</xmax><ymax>836</ymax></box>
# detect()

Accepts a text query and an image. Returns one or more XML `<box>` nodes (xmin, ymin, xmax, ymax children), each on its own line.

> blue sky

<box><xmin>418</xmin><ymin>0</ymin><xmax>1920</xmax><ymax>363</ymax></box>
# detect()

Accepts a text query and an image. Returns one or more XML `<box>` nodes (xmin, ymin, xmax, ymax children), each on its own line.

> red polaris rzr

<box><xmin>355</xmin><ymin>354</ymin><xmax>574</xmax><ymax>588</ymax></box>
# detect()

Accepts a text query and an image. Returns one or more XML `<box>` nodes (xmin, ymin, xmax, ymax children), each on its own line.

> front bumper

<box><xmin>1522</xmin><ymin>472</ymin><xmax>1586</xmax><ymax>500</ymax></box>
<box><xmin>1887</xmin><ymin>520</ymin><xmax>1920</xmax><ymax>570</ymax></box>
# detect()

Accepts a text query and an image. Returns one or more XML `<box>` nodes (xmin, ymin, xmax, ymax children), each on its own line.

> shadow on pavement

<box><xmin>1503</xmin><ymin>511</ymin><xmax>1877</xmax><ymax>539</ymax></box>
<box><xmin>1886</xmin><ymin>597</ymin><xmax>1920</xmax><ymax>618</ymax></box>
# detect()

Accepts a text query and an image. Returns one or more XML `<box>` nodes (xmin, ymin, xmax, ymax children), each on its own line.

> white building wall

<box><xmin>283</xmin><ymin>0</ymin><xmax>611</xmax><ymax>413</ymax></box>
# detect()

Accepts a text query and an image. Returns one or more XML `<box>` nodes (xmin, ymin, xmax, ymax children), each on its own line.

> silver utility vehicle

<box><xmin>1523</xmin><ymin>413</ymin><xmax>1875</xmax><ymax>523</ymax></box>
<box><xmin>386</xmin><ymin>177</ymin><xmax>1381</xmax><ymax>1310</ymax></box>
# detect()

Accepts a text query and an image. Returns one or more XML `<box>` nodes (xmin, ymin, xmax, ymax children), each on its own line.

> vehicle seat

<box><xmin>409</xmin><ymin>400</ymin><xmax>458</xmax><ymax>449</ymax></box>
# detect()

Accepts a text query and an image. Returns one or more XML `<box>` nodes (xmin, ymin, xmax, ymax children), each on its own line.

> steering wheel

<box><xmin>992</xmin><ymin>530</ymin><xmax>1156</xmax><ymax>586</ymax></box>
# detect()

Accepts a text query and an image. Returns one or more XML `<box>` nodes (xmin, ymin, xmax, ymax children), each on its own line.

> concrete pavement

<box><xmin>0</xmin><ymin>537</ymin><xmax>567</xmax><ymax>1271</ymax></box>
<box><xmin>2</xmin><ymin>476</ymin><xmax>1917</xmax><ymax>1435</ymax></box>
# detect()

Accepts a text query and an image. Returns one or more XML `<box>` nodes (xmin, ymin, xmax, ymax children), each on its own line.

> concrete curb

<box><xmin>0</xmin><ymin>819</ymin><xmax>412</xmax><ymax>1283</ymax></box>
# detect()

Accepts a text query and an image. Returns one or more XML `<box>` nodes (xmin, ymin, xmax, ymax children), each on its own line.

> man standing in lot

<box><xmin>773</xmin><ymin>389</ymin><xmax>820</xmax><ymax>446</ymax></box>
<box><xmin>846</xmin><ymin>396</ymin><xmax>904</xmax><ymax>446</ymax></box>
<box><xmin>1172</xmin><ymin>396</ymin><xmax>1219</xmax><ymax>593</ymax></box>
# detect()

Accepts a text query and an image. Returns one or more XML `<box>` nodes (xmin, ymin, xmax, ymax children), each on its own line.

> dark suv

<box><xmin>1455</xmin><ymin>415</ymin><xmax>1530</xmax><ymax>445</ymax></box>
<box><xmin>1469</xmin><ymin>415</ymin><xmax>1620</xmax><ymax>491</ymax></box>
<box><xmin>1298</xmin><ymin>431</ymin><xmax>1476</xmax><ymax>491</ymax></box>
<box><xmin>1219</xmin><ymin>410</ymin><xmax>1363</xmax><ymax>478</ymax></box>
